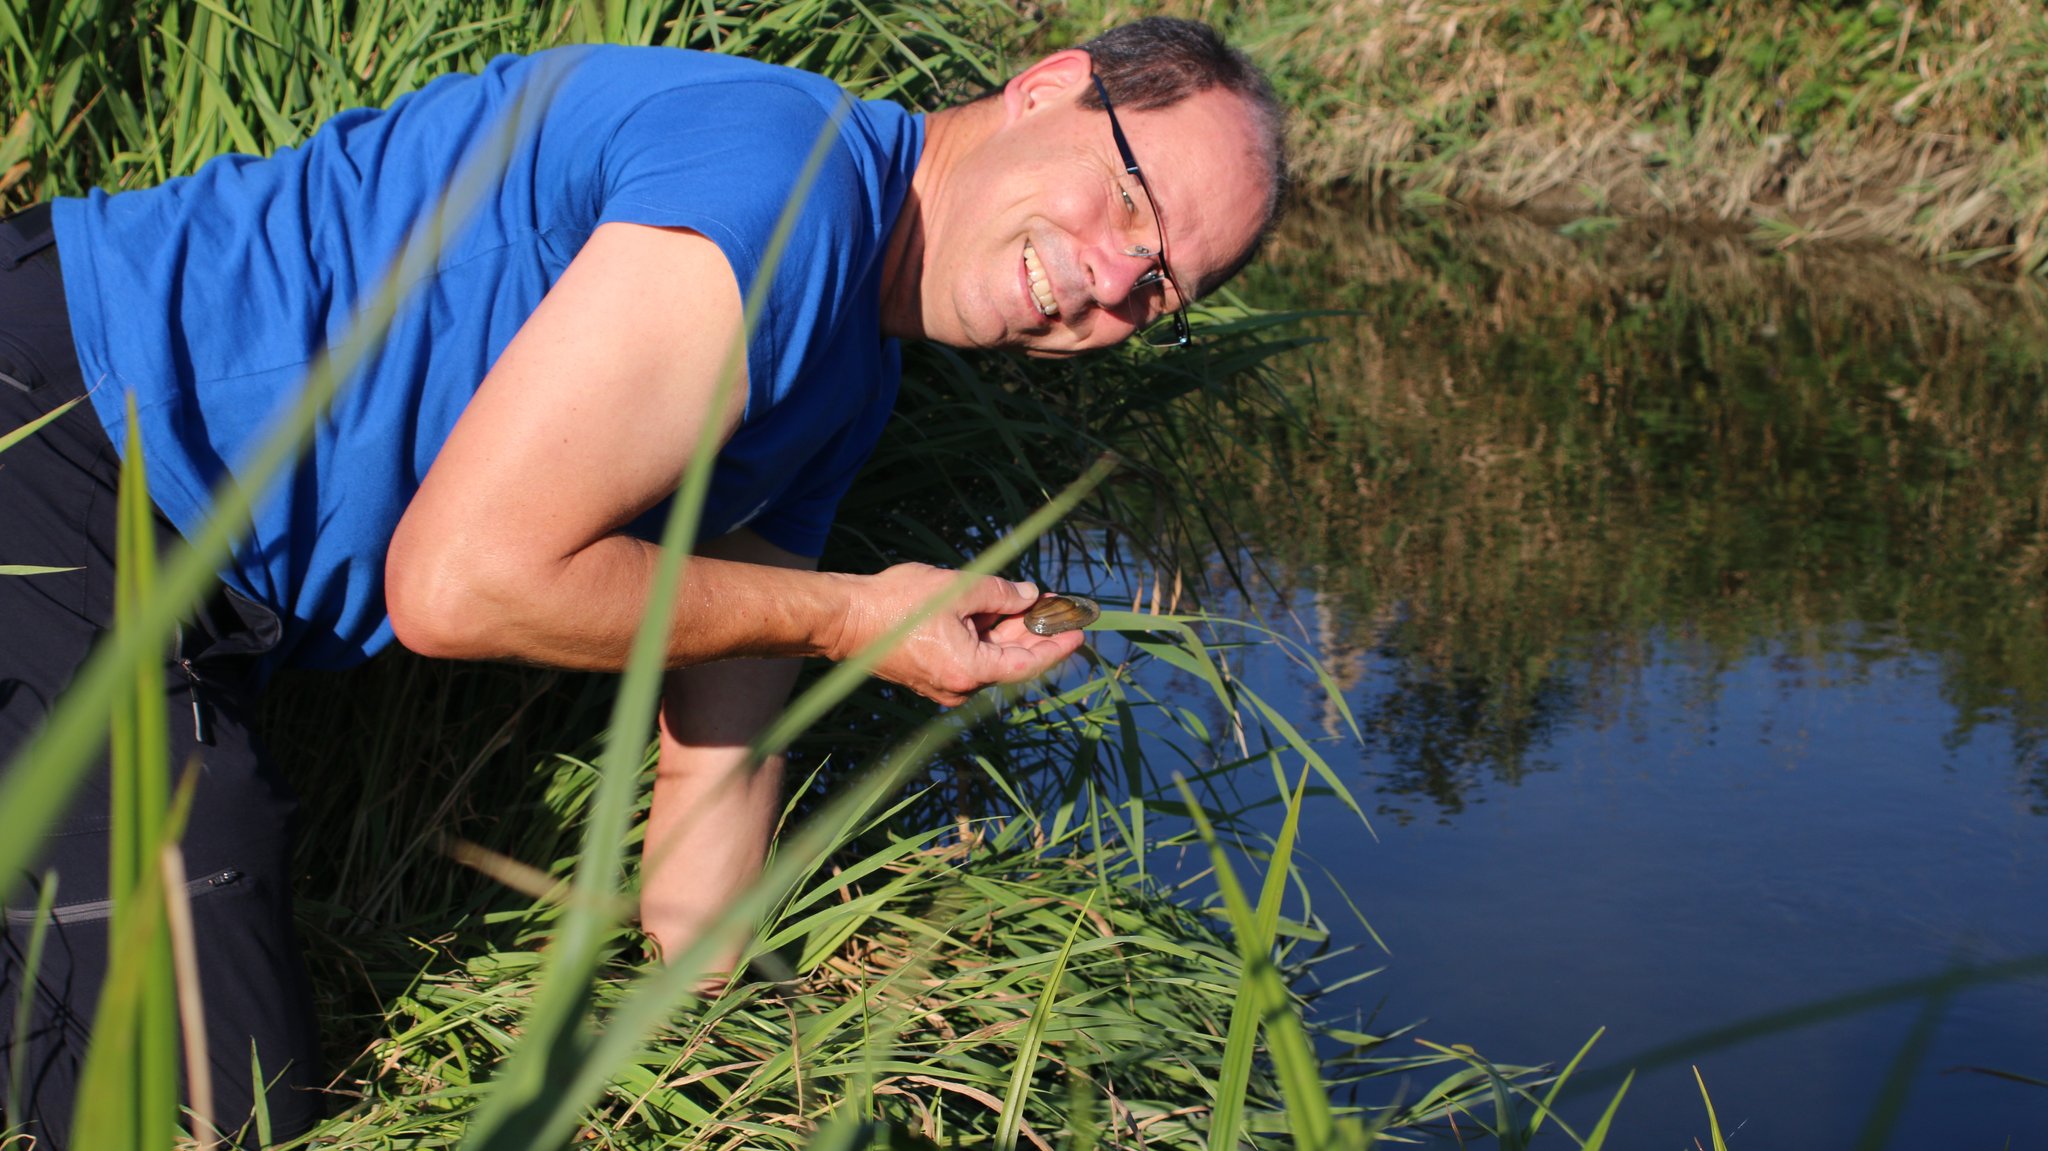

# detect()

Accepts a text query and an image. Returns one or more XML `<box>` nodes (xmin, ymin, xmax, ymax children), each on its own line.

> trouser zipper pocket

<box><xmin>3</xmin><ymin>868</ymin><xmax>245</xmax><ymax>926</ymax></box>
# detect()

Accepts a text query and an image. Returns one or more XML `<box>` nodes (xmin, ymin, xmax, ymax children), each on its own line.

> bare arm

<box><xmin>385</xmin><ymin>222</ymin><xmax>1083</xmax><ymax>704</ymax></box>
<box><xmin>641</xmin><ymin>529</ymin><xmax>805</xmax><ymax>967</ymax></box>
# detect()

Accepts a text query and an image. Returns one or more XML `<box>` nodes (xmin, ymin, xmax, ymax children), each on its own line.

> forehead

<box><xmin>1107</xmin><ymin>88</ymin><xmax>1271</xmax><ymax>292</ymax></box>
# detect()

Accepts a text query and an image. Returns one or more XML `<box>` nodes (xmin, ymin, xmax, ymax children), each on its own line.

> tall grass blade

<box><xmin>1852</xmin><ymin>990</ymin><xmax>1949</xmax><ymax>1151</ymax></box>
<box><xmin>249</xmin><ymin>1046</ymin><xmax>273</xmax><ymax>1148</ymax></box>
<box><xmin>1180</xmin><ymin>767</ymin><xmax>1335</xmax><ymax>1150</ymax></box>
<box><xmin>4</xmin><ymin>872</ymin><xmax>56</xmax><ymax>1126</ymax></box>
<box><xmin>1692</xmin><ymin>1066</ymin><xmax>1729</xmax><ymax>1151</ymax></box>
<box><xmin>1569</xmin><ymin>954</ymin><xmax>2048</xmax><ymax>1096</ymax></box>
<box><xmin>995</xmin><ymin>892</ymin><xmax>1093</xmax><ymax>1151</ymax></box>
<box><xmin>71</xmin><ymin>399</ymin><xmax>181</xmax><ymax>1150</ymax></box>
<box><xmin>1579</xmin><ymin>1071</ymin><xmax>1633</xmax><ymax>1151</ymax></box>
<box><xmin>1527</xmin><ymin>1028</ymin><xmax>1606</xmax><ymax>1143</ymax></box>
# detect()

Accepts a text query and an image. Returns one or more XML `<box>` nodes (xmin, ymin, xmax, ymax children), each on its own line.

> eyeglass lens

<box><xmin>1091</xmin><ymin>74</ymin><xmax>1192</xmax><ymax>349</ymax></box>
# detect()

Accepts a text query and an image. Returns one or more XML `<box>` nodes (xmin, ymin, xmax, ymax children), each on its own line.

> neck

<box><xmin>879</xmin><ymin>98</ymin><xmax>999</xmax><ymax>342</ymax></box>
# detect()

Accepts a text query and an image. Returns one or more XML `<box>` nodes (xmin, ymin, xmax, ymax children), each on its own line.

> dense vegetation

<box><xmin>16</xmin><ymin>0</ymin><xmax>2048</xmax><ymax>278</ymax></box>
<box><xmin>1049</xmin><ymin>0</ymin><xmax>2048</xmax><ymax>276</ymax></box>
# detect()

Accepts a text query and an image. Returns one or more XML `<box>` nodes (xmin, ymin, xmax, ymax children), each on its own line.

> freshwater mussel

<box><xmin>1020</xmin><ymin>593</ymin><xmax>1100</xmax><ymax>637</ymax></box>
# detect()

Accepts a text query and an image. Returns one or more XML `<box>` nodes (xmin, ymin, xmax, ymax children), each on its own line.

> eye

<box><xmin>1117</xmin><ymin>182</ymin><xmax>1139</xmax><ymax>219</ymax></box>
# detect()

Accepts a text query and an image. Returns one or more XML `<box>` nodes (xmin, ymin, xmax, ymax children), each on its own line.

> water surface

<box><xmin>1142</xmin><ymin>204</ymin><xmax>2048</xmax><ymax>1146</ymax></box>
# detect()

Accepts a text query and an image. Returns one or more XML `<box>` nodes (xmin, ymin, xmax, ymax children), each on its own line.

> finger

<box><xmin>957</xmin><ymin>575</ymin><xmax>1039</xmax><ymax>617</ymax></box>
<box><xmin>978</xmin><ymin>629</ymin><xmax>1085</xmax><ymax>683</ymax></box>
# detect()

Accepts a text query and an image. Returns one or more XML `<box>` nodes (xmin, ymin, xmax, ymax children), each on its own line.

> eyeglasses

<box><xmin>1091</xmin><ymin>74</ymin><xmax>1192</xmax><ymax>350</ymax></box>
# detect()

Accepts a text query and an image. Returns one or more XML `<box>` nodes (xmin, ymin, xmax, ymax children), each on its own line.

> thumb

<box><xmin>962</xmin><ymin>576</ymin><xmax>1039</xmax><ymax>616</ymax></box>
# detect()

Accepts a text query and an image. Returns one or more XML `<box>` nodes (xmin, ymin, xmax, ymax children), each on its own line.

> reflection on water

<box><xmin>1205</xmin><ymin>202</ymin><xmax>2048</xmax><ymax>1144</ymax></box>
<box><xmin>1231</xmin><ymin>199</ymin><xmax>2048</xmax><ymax>822</ymax></box>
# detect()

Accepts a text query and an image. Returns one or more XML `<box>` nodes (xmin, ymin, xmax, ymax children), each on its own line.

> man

<box><xmin>0</xmin><ymin>16</ymin><xmax>1284</xmax><ymax>1144</ymax></box>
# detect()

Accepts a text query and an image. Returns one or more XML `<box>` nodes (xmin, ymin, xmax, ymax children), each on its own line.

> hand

<box><xmin>837</xmin><ymin>563</ymin><xmax>1088</xmax><ymax>706</ymax></box>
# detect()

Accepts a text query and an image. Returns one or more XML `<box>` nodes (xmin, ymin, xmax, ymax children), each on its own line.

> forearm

<box><xmin>391</xmin><ymin>526</ymin><xmax>1074</xmax><ymax>706</ymax></box>
<box><xmin>640</xmin><ymin>659</ymin><xmax>800</xmax><ymax>966</ymax></box>
<box><xmin>391</xmin><ymin>534</ymin><xmax>859</xmax><ymax>671</ymax></box>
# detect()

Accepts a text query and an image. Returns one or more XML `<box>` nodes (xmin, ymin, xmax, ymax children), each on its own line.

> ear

<box><xmin>999</xmin><ymin>49</ymin><xmax>1094</xmax><ymax>122</ymax></box>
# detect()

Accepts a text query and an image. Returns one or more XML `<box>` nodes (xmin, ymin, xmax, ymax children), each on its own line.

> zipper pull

<box><xmin>177</xmin><ymin>657</ymin><xmax>213</xmax><ymax>746</ymax></box>
<box><xmin>207</xmin><ymin>868</ymin><xmax>243</xmax><ymax>888</ymax></box>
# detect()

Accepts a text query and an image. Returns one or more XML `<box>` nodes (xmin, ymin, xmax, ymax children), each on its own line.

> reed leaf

<box><xmin>69</xmin><ymin>398</ymin><xmax>182</xmax><ymax>1150</ymax></box>
<box><xmin>3</xmin><ymin>872</ymin><xmax>57</xmax><ymax>1128</ymax></box>
<box><xmin>1579</xmin><ymin>1071</ymin><xmax>1633</xmax><ymax>1151</ymax></box>
<box><xmin>995</xmin><ymin>892</ymin><xmax>1091</xmax><ymax>1151</ymax></box>
<box><xmin>1692</xmin><ymin>1066</ymin><xmax>1730</xmax><ymax>1151</ymax></box>
<box><xmin>1179</xmin><ymin>766</ymin><xmax>1334</xmax><ymax>1151</ymax></box>
<box><xmin>0</xmin><ymin>395</ymin><xmax>82</xmax><ymax>455</ymax></box>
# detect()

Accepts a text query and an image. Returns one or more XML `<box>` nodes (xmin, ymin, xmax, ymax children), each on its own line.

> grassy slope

<box><xmin>1046</xmin><ymin>0</ymin><xmax>2048</xmax><ymax>275</ymax></box>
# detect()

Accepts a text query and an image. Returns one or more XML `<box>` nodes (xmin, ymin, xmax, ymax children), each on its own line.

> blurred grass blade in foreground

<box><xmin>68</xmin><ymin>402</ymin><xmax>189</xmax><ymax>1148</ymax></box>
<box><xmin>1177</xmin><ymin>768</ymin><xmax>1351</xmax><ymax>1150</ymax></box>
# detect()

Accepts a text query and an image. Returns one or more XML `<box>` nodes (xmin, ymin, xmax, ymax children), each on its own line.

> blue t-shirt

<box><xmin>52</xmin><ymin>46</ymin><xmax>923</xmax><ymax>670</ymax></box>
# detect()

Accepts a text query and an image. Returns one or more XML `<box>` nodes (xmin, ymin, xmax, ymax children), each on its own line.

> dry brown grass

<box><xmin>1278</xmin><ymin>1</ymin><xmax>2048</xmax><ymax>267</ymax></box>
<box><xmin>1053</xmin><ymin>0</ymin><xmax>2048</xmax><ymax>275</ymax></box>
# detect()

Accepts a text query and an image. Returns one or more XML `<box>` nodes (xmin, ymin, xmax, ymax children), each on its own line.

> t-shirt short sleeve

<box><xmin>595</xmin><ymin>80</ymin><xmax>874</xmax><ymax>426</ymax></box>
<box><xmin>576</xmin><ymin>70</ymin><xmax>905</xmax><ymax>560</ymax></box>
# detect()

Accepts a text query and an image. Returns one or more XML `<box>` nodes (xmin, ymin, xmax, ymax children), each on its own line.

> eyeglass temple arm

<box><xmin>1090</xmin><ymin>75</ymin><xmax>1144</xmax><ymax>177</ymax></box>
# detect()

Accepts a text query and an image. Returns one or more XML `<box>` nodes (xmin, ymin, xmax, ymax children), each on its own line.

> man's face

<box><xmin>911</xmin><ymin>51</ymin><xmax>1271</xmax><ymax>355</ymax></box>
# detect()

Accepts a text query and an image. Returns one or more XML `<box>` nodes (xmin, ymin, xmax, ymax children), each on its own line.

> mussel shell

<box><xmin>1022</xmin><ymin>593</ymin><xmax>1101</xmax><ymax>637</ymax></box>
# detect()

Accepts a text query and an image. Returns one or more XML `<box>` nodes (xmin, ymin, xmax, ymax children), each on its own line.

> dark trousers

<box><xmin>0</xmin><ymin>205</ymin><xmax>322</xmax><ymax>1147</ymax></box>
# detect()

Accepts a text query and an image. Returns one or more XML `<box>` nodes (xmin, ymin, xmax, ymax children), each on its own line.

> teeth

<box><xmin>1023</xmin><ymin>241</ymin><xmax>1058</xmax><ymax>317</ymax></box>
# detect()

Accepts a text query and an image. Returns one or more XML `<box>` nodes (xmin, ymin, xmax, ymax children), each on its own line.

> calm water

<box><xmin>1123</xmin><ymin>207</ymin><xmax>2048</xmax><ymax>1146</ymax></box>
<box><xmin>1220</xmin><ymin>619</ymin><xmax>2048</xmax><ymax>1148</ymax></box>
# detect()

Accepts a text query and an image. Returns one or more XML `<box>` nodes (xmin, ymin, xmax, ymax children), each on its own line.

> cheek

<box><xmin>982</xmin><ymin>157</ymin><xmax>1106</xmax><ymax>236</ymax></box>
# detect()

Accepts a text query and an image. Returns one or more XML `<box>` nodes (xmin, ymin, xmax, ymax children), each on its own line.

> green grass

<box><xmin>1042</xmin><ymin>0</ymin><xmax>2048</xmax><ymax>278</ymax></box>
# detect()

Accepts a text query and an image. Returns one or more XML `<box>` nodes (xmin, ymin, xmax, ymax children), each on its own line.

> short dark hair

<box><xmin>1079</xmin><ymin>17</ymin><xmax>1288</xmax><ymax>293</ymax></box>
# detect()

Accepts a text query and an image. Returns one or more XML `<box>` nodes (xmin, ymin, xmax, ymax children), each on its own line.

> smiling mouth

<box><xmin>1023</xmin><ymin>241</ymin><xmax>1058</xmax><ymax>318</ymax></box>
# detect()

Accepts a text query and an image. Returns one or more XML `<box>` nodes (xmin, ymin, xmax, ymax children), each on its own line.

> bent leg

<box><xmin>0</xmin><ymin>204</ymin><xmax>321</xmax><ymax>1147</ymax></box>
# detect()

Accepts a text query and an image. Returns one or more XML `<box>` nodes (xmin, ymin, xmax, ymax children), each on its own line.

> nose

<box><xmin>1087</xmin><ymin>244</ymin><xmax>1159</xmax><ymax>315</ymax></box>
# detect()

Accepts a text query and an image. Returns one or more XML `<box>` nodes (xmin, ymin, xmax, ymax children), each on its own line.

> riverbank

<box><xmin>1041</xmin><ymin>0</ymin><xmax>2048</xmax><ymax>277</ymax></box>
